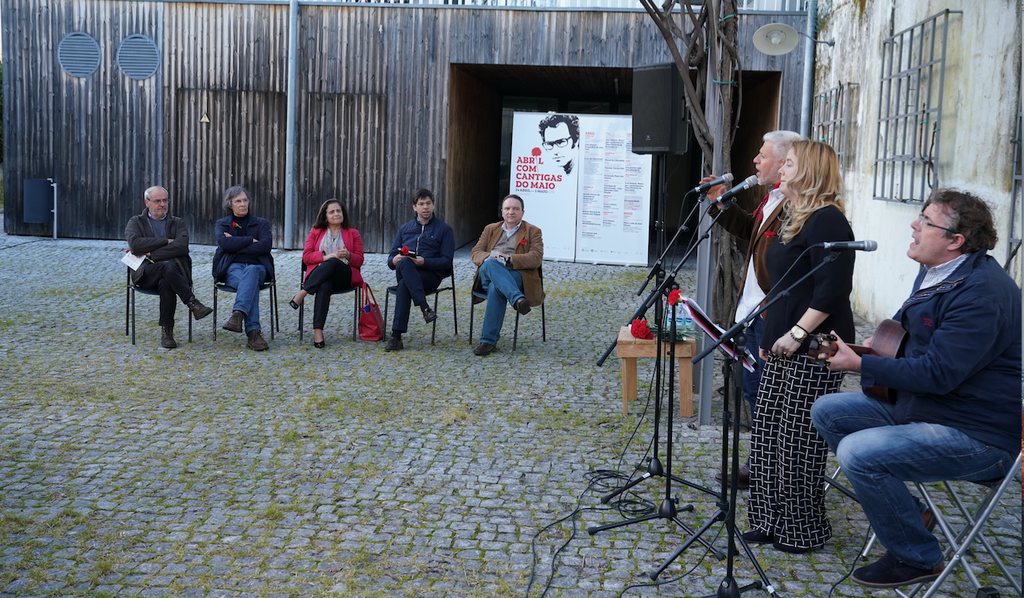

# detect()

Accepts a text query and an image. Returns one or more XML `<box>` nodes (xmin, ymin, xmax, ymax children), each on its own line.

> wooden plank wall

<box><xmin>1</xmin><ymin>0</ymin><xmax>807</xmax><ymax>251</ymax></box>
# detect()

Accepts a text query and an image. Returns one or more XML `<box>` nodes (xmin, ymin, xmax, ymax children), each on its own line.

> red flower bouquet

<box><xmin>630</xmin><ymin>319</ymin><xmax>654</xmax><ymax>340</ymax></box>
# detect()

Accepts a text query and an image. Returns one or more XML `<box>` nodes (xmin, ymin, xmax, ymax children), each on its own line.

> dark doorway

<box><xmin>447</xmin><ymin>64</ymin><xmax>634</xmax><ymax>248</ymax></box>
<box><xmin>446</xmin><ymin>64</ymin><xmax>776</xmax><ymax>260</ymax></box>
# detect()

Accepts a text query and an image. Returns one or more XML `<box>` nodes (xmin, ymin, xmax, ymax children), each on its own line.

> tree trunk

<box><xmin>710</xmin><ymin>0</ymin><xmax>743</xmax><ymax>325</ymax></box>
<box><xmin>640</xmin><ymin>0</ymin><xmax>743</xmax><ymax>324</ymax></box>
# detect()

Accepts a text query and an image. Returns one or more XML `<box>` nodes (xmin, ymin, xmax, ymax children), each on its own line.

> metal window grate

<box><xmin>117</xmin><ymin>34</ymin><xmax>160</xmax><ymax>80</ymax></box>
<box><xmin>1009</xmin><ymin>104</ymin><xmax>1022</xmax><ymax>266</ymax></box>
<box><xmin>811</xmin><ymin>82</ymin><xmax>853</xmax><ymax>168</ymax></box>
<box><xmin>872</xmin><ymin>10</ymin><xmax>960</xmax><ymax>204</ymax></box>
<box><xmin>57</xmin><ymin>32</ymin><xmax>101</xmax><ymax>78</ymax></box>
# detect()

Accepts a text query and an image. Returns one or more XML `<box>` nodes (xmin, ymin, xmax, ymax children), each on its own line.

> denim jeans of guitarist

<box><xmin>810</xmin><ymin>392</ymin><xmax>1015</xmax><ymax>570</ymax></box>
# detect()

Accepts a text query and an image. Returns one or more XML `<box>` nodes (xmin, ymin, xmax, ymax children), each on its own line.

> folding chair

<box><xmin>895</xmin><ymin>452</ymin><xmax>1022</xmax><ymax>598</ymax></box>
<box><xmin>297</xmin><ymin>262</ymin><xmax>361</xmax><ymax>342</ymax></box>
<box><xmin>382</xmin><ymin>272</ymin><xmax>457</xmax><ymax>345</ymax></box>
<box><xmin>212</xmin><ymin>267</ymin><xmax>280</xmax><ymax>340</ymax></box>
<box><xmin>468</xmin><ymin>266</ymin><xmax>546</xmax><ymax>351</ymax></box>
<box><xmin>125</xmin><ymin>267</ymin><xmax>193</xmax><ymax>345</ymax></box>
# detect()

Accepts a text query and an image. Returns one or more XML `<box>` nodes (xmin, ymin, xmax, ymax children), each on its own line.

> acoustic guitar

<box><xmin>806</xmin><ymin>319</ymin><xmax>908</xmax><ymax>404</ymax></box>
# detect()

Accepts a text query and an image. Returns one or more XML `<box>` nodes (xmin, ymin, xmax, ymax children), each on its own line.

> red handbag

<box><xmin>358</xmin><ymin>282</ymin><xmax>385</xmax><ymax>341</ymax></box>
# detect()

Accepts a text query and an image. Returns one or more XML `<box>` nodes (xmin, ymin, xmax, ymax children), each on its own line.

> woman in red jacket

<box><xmin>290</xmin><ymin>199</ymin><xmax>364</xmax><ymax>347</ymax></box>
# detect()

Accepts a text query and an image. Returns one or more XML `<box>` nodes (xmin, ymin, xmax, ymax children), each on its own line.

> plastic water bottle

<box><xmin>666</xmin><ymin>305</ymin><xmax>698</xmax><ymax>340</ymax></box>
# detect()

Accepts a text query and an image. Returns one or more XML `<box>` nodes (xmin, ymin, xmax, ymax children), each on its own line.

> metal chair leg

<box><xmin>131</xmin><ymin>290</ymin><xmax>137</xmax><ymax>345</ymax></box>
<box><xmin>352</xmin><ymin>286</ymin><xmax>361</xmax><ymax>342</ymax></box>
<box><xmin>213</xmin><ymin>287</ymin><xmax>219</xmax><ymax>341</ymax></box>
<box><xmin>450</xmin><ymin>284</ymin><xmax>458</xmax><ymax>336</ymax></box>
<box><xmin>513</xmin><ymin>311</ymin><xmax>519</xmax><ymax>351</ymax></box>
<box><xmin>430</xmin><ymin>291</ymin><xmax>440</xmax><ymax>345</ymax></box>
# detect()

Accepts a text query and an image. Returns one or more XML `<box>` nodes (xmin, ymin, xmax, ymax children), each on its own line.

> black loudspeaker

<box><xmin>632</xmin><ymin>63</ymin><xmax>689</xmax><ymax>155</ymax></box>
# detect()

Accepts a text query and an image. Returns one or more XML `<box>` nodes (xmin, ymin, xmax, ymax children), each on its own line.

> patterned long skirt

<box><xmin>747</xmin><ymin>353</ymin><xmax>845</xmax><ymax>549</ymax></box>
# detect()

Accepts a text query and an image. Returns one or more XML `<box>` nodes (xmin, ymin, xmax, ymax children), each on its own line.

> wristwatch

<box><xmin>789</xmin><ymin>325</ymin><xmax>808</xmax><ymax>342</ymax></box>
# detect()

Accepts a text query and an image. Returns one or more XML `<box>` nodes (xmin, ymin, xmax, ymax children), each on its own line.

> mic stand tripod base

<box><xmin>708</xmin><ymin>577</ymin><xmax>763</xmax><ymax>598</ymax></box>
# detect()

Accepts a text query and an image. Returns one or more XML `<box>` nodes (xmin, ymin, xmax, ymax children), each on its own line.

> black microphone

<box><xmin>710</xmin><ymin>175</ymin><xmax>759</xmax><ymax>205</ymax></box>
<box><xmin>820</xmin><ymin>240</ymin><xmax>878</xmax><ymax>251</ymax></box>
<box><xmin>693</xmin><ymin>173</ymin><xmax>733</xmax><ymax>194</ymax></box>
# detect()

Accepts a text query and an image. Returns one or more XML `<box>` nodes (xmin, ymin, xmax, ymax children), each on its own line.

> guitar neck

<box><xmin>847</xmin><ymin>344</ymin><xmax>876</xmax><ymax>358</ymax></box>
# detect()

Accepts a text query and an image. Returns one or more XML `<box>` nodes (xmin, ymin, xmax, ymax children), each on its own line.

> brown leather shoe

<box><xmin>222</xmin><ymin>310</ymin><xmax>245</xmax><ymax>333</ymax></box>
<box><xmin>384</xmin><ymin>336</ymin><xmax>404</xmax><ymax>352</ymax></box>
<box><xmin>714</xmin><ymin>465</ymin><xmax>750</xmax><ymax>489</ymax></box>
<box><xmin>473</xmin><ymin>342</ymin><xmax>496</xmax><ymax>356</ymax></box>
<box><xmin>246</xmin><ymin>329</ymin><xmax>269</xmax><ymax>351</ymax></box>
<box><xmin>514</xmin><ymin>296</ymin><xmax>531</xmax><ymax>315</ymax></box>
<box><xmin>187</xmin><ymin>298</ymin><xmax>213</xmax><ymax>320</ymax></box>
<box><xmin>160</xmin><ymin>326</ymin><xmax>177</xmax><ymax>349</ymax></box>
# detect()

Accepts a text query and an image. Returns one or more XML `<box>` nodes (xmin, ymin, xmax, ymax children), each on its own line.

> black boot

<box><xmin>160</xmin><ymin>326</ymin><xmax>177</xmax><ymax>349</ymax></box>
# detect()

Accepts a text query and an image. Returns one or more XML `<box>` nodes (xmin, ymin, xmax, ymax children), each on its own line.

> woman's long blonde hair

<box><xmin>779</xmin><ymin>140</ymin><xmax>846</xmax><ymax>243</ymax></box>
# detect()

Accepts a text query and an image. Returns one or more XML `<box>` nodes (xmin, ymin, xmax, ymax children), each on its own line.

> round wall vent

<box><xmin>116</xmin><ymin>34</ymin><xmax>160</xmax><ymax>80</ymax></box>
<box><xmin>57</xmin><ymin>32</ymin><xmax>101</xmax><ymax>78</ymax></box>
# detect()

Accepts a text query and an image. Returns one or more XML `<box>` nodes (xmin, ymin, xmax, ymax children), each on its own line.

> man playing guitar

<box><xmin>809</xmin><ymin>188</ymin><xmax>1021</xmax><ymax>589</ymax></box>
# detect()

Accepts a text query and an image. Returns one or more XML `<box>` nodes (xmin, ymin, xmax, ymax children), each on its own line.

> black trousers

<box><xmin>302</xmin><ymin>259</ymin><xmax>353</xmax><ymax>330</ymax></box>
<box><xmin>391</xmin><ymin>259</ymin><xmax>443</xmax><ymax>333</ymax></box>
<box><xmin>136</xmin><ymin>260</ymin><xmax>193</xmax><ymax>328</ymax></box>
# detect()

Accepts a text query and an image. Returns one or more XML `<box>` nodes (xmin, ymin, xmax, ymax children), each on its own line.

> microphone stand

<box><xmin>596</xmin><ymin>197</ymin><xmax>732</xmax><ymax>368</ymax></box>
<box><xmin>669</xmin><ymin>250</ymin><xmax>842</xmax><ymax>596</ymax></box>
<box><xmin>587</xmin><ymin>197</ymin><xmax>731</xmax><ymax>561</ymax></box>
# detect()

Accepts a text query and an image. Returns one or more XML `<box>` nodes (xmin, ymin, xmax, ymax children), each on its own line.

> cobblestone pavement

<box><xmin>0</xmin><ymin>234</ymin><xmax>1019</xmax><ymax>598</ymax></box>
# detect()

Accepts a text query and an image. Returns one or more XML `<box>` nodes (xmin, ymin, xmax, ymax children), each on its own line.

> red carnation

<box><xmin>519</xmin><ymin>238</ymin><xmax>527</xmax><ymax>246</ymax></box>
<box><xmin>630</xmin><ymin>319</ymin><xmax>654</xmax><ymax>340</ymax></box>
<box><xmin>532</xmin><ymin>147</ymin><xmax>542</xmax><ymax>157</ymax></box>
<box><xmin>401</xmin><ymin>246</ymin><xmax>410</xmax><ymax>255</ymax></box>
<box><xmin>667</xmin><ymin>289</ymin><xmax>683</xmax><ymax>306</ymax></box>
<box><xmin>764</xmin><ymin>231</ymin><xmax>777</xmax><ymax>238</ymax></box>
<box><xmin>232</xmin><ymin>222</ymin><xmax>242</xmax><ymax>229</ymax></box>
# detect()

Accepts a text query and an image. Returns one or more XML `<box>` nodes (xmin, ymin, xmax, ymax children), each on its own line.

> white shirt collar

<box><xmin>919</xmin><ymin>252</ymin><xmax>970</xmax><ymax>290</ymax></box>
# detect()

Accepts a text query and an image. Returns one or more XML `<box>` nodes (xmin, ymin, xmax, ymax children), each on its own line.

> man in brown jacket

<box><xmin>469</xmin><ymin>194</ymin><xmax>544</xmax><ymax>356</ymax></box>
<box><xmin>708</xmin><ymin>130</ymin><xmax>804</xmax><ymax>487</ymax></box>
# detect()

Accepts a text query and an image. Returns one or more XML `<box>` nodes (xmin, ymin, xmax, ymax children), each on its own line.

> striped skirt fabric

<box><xmin>746</xmin><ymin>353</ymin><xmax>845</xmax><ymax>549</ymax></box>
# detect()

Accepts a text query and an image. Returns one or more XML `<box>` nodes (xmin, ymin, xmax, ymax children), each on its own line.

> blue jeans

<box><xmin>477</xmin><ymin>258</ymin><xmax>525</xmax><ymax>346</ymax></box>
<box><xmin>810</xmin><ymin>392</ymin><xmax>1015</xmax><ymax>569</ymax></box>
<box><xmin>225</xmin><ymin>262</ymin><xmax>266</xmax><ymax>332</ymax></box>
<box><xmin>732</xmin><ymin>316</ymin><xmax>764</xmax><ymax>468</ymax></box>
<box><xmin>740</xmin><ymin>315</ymin><xmax>765</xmax><ymax>420</ymax></box>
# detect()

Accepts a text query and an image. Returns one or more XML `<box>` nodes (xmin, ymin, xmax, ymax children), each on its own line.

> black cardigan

<box><xmin>762</xmin><ymin>205</ymin><xmax>856</xmax><ymax>352</ymax></box>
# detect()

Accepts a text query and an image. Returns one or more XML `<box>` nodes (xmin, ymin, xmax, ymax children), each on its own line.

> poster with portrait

<box><xmin>509</xmin><ymin>113</ymin><xmax>582</xmax><ymax>261</ymax></box>
<box><xmin>510</xmin><ymin>112</ymin><xmax>651</xmax><ymax>265</ymax></box>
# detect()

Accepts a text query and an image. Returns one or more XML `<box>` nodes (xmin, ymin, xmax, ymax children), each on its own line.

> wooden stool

<box><xmin>616</xmin><ymin>326</ymin><xmax>696</xmax><ymax>417</ymax></box>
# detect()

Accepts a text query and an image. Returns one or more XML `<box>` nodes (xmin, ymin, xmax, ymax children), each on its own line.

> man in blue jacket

<box><xmin>212</xmin><ymin>186</ymin><xmax>274</xmax><ymax>351</ymax></box>
<box><xmin>811</xmin><ymin>188</ymin><xmax>1021</xmax><ymax>589</ymax></box>
<box><xmin>384</xmin><ymin>189</ymin><xmax>454</xmax><ymax>351</ymax></box>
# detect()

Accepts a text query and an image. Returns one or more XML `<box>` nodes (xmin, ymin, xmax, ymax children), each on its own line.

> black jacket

<box><xmin>125</xmin><ymin>209</ymin><xmax>192</xmax><ymax>285</ymax></box>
